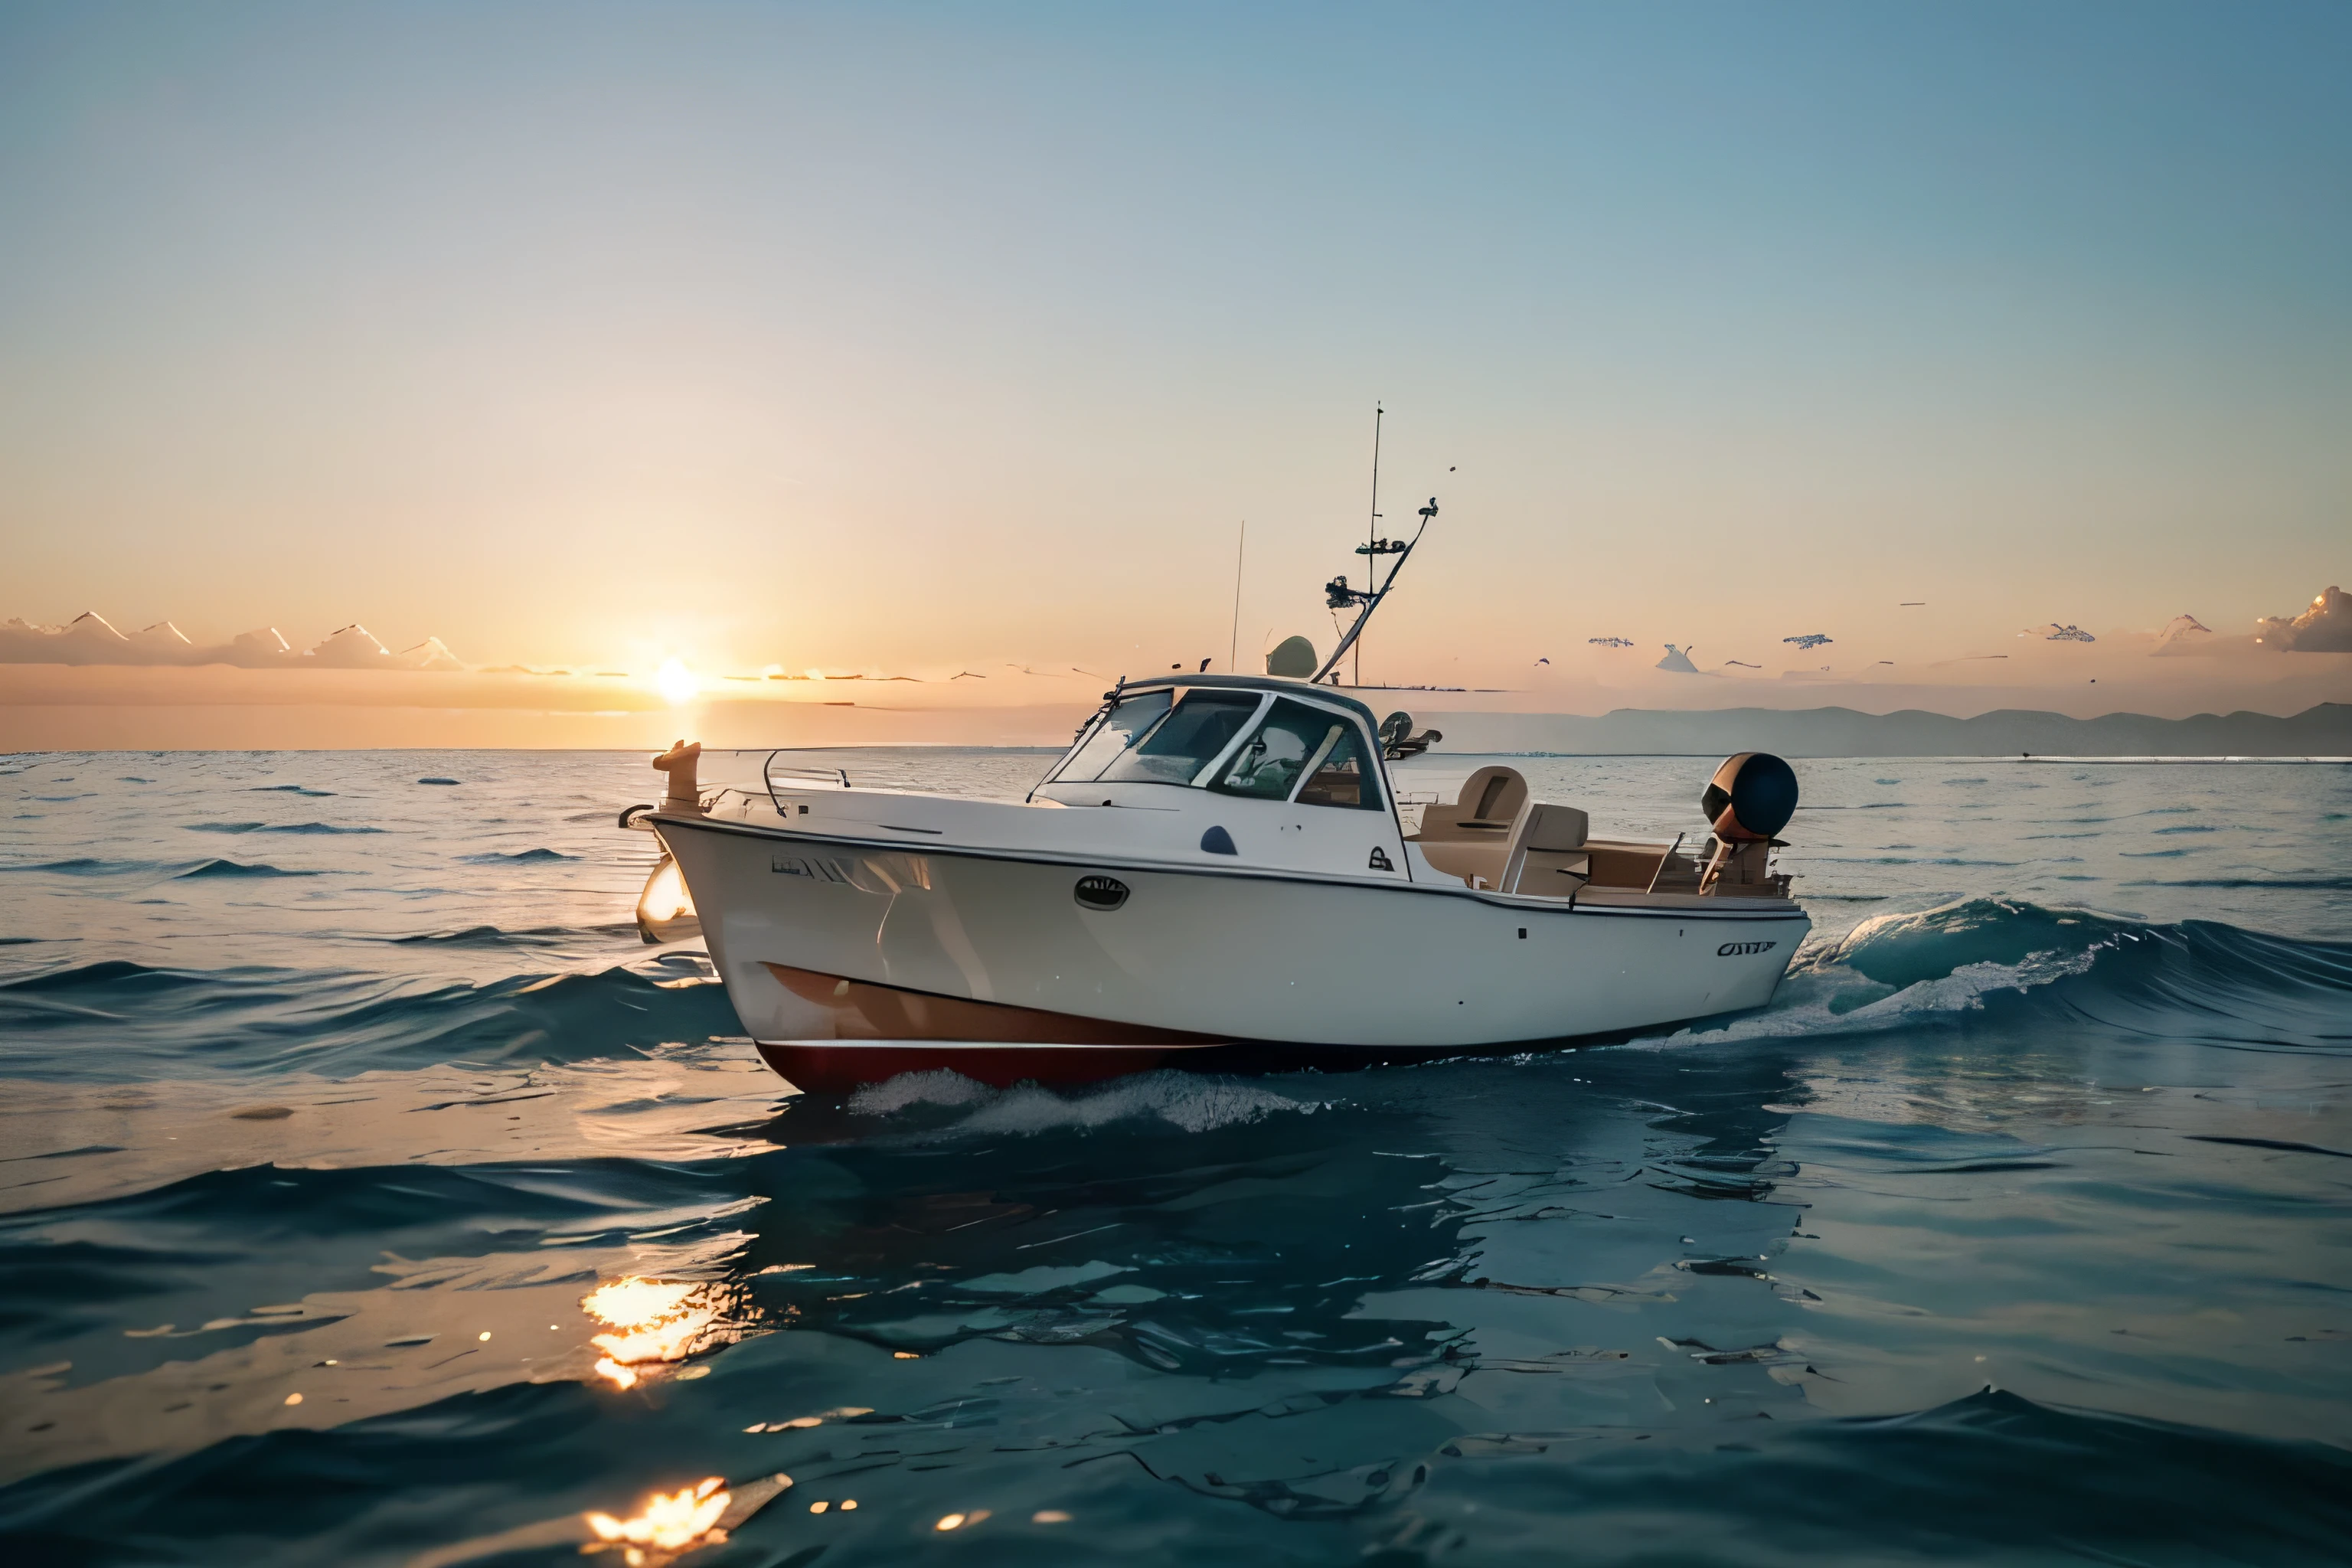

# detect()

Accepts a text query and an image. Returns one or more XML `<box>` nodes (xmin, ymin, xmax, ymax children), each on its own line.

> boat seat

<box><xmin>1414</xmin><ymin>838</ymin><xmax>1509</xmax><ymax>887</ymax></box>
<box><xmin>1501</xmin><ymin>802</ymin><xmax>1590</xmax><ymax>894</ymax></box>
<box><xmin>1583</xmin><ymin>838</ymin><xmax>1672</xmax><ymax>889</ymax></box>
<box><xmin>1416</xmin><ymin>766</ymin><xmax>1527</xmax><ymax>842</ymax></box>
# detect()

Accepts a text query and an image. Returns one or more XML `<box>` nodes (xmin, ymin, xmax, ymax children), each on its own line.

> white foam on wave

<box><xmin>1638</xmin><ymin>944</ymin><xmax>2107</xmax><ymax>1049</ymax></box>
<box><xmin>849</xmin><ymin>1067</ymin><xmax>1324</xmax><ymax>1135</ymax></box>
<box><xmin>1810</xmin><ymin>896</ymin><xmax>2151</xmax><ymax>975</ymax></box>
<box><xmin>847</xmin><ymin>1068</ymin><xmax>998</xmax><ymax>1114</ymax></box>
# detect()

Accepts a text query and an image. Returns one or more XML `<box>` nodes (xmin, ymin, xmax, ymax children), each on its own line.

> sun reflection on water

<box><xmin>582</xmin><ymin>1276</ymin><xmax>722</xmax><ymax>1390</ymax></box>
<box><xmin>585</xmin><ymin>1477</ymin><xmax>730</xmax><ymax>1566</ymax></box>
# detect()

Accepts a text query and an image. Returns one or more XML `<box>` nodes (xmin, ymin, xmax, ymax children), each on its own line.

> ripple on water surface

<box><xmin>1</xmin><ymin>750</ymin><xmax>2348</xmax><ymax>1565</ymax></box>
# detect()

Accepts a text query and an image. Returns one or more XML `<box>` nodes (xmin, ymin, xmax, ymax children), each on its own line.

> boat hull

<box><xmin>656</xmin><ymin>812</ymin><xmax>1809</xmax><ymax>1088</ymax></box>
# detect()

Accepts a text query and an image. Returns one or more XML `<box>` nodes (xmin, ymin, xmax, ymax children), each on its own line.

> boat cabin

<box><xmin>1033</xmin><ymin>675</ymin><xmax>1387</xmax><ymax>814</ymax></box>
<box><xmin>1033</xmin><ymin>675</ymin><xmax>1785</xmax><ymax>901</ymax></box>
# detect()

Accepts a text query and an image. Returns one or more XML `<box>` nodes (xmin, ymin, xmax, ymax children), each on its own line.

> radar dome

<box><xmin>1266</xmin><ymin>635</ymin><xmax>1318</xmax><ymax>678</ymax></box>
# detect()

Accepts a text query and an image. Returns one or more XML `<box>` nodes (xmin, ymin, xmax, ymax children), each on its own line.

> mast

<box><xmin>1227</xmin><ymin>518</ymin><xmax>1245</xmax><ymax>674</ymax></box>
<box><xmin>1359</xmin><ymin>403</ymin><xmax>1381</xmax><ymax>686</ymax></box>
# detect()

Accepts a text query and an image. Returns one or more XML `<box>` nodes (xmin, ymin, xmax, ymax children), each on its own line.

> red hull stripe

<box><xmin>759</xmin><ymin>962</ymin><xmax>1219</xmax><ymax>1046</ymax></box>
<box><xmin>754</xmin><ymin>1039</ymin><xmax>1214</xmax><ymax>1092</ymax></box>
<box><xmin>750</xmin><ymin>962</ymin><xmax>1227</xmax><ymax>1089</ymax></box>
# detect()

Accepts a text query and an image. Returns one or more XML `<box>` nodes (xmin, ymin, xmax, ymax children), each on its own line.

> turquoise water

<box><xmin>2</xmin><ymin>748</ymin><xmax>2348</xmax><ymax>1565</ymax></box>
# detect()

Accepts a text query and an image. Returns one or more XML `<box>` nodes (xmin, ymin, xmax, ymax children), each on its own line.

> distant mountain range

<box><xmin>0</xmin><ymin>612</ymin><xmax>462</xmax><ymax>670</ymax></box>
<box><xmin>1423</xmin><ymin>702</ymin><xmax>2352</xmax><ymax>757</ymax></box>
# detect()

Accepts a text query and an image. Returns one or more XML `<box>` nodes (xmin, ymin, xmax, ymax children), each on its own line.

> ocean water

<box><xmin>2</xmin><ymin>746</ymin><xmax>2349</xmax><ymax>1566</ymax></box>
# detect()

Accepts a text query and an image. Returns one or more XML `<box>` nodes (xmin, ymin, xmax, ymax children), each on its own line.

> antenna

<box><xmin>1314</xmin><ymin>492</ymin><xmax>1438</xmax><ymax>684</ymax></box>
<box><xmin>1228</xmin><ymin>519</ymin><xmax>1245</xmax><ymax>674</ymax></box>
<box><xmin>1359</xmin><ymin>403</ymin><xmax>1381</xmax><ymax>685</ymax></box>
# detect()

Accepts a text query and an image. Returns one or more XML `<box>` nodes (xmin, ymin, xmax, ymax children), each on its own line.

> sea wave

<box><xmin>389</xmin><ymin>923</ymin><xmax>640</xmax><ymax>949</ymax></box>
<box><xmin>0</xmin><ymin>854</ymin><xmax>326</xmax><ymax>880</ymax></box>
<box><xmin>0</xmin><ymin>959</ymin><xmax>744</xmax><ymax>1080</ymax></box>
<box><xmin>1663</xmin><ymin>899</ymin><xmax>2352</xmax><ymax>1054</ymax></box>
<box><xmin>1819</xmin><ymin>898</ymin><xmax>2142</xmax><ymax>991</ymax></box>
<box><xmin>1429</xmin><ymin>1387</ymin><xmax>2352</xmax><ymax>1561</ymax></box>
<box><xmin>186</xmin><ymin>821</ymin><xmax>384</xmax><ymax>836</ymax></box>
<box><xmin>2127</xmin><ymin>876</ymin><xmax>2352</xmax><ymax>890</ymax></box>
<box><xmin>174</xmin><ymin>859</ymin><xmax>324</xmax><ymax>879</ymax></box>
<box><xmin>0</xmin><ymin>1152</ymin><xmax>753</xmax><ymax>1245</ymax></box>
<box><xmin>1</xmin><ymin>856</ymin><xmax>157</xmax><ymax>876</ymax></box>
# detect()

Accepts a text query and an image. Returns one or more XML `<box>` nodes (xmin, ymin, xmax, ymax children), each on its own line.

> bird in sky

<box><xmin>1782</xmin><ymin>633</ymin><xmax>1833</xmax><ymax>651</ymax></box>
<box><xmin>1588</xmin><ymin>636</ymin><xmax>1634</xmax><ymax>648</ymax></box>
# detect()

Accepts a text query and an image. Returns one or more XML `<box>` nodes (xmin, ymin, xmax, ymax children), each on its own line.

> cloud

<box><xmin>2150</xmin><ymin>613</ymin><xmax>2213</xmax><ymax>655</ymax></box>
<box><xmin>303</xmin><ymin>623</ymin><xmax>392</xmax><ymax>668</ymax></box>
<box><xmin>0</xmin><ymin>612</ymin><xmax>465</xmax><ymax>668</ymax></box>
<box><xmin>2254</xmin><ymin>585</ymin><xmax>2352</xmax><ymax>652</ymax></box>
<box><xmin>395</xmin><ymin>637</ymin><xmax>465</xmax><ymax>671</ymax></box>
<box><xmin>2145</xmin><ymin>612</ymin><xmax>2282</xmax><ymax>659</ymax></box>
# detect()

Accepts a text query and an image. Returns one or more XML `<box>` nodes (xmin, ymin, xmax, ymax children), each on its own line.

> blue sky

<box><xmin>2</xmin><ymin>1</ymin><xmax>2346</xmax><ymax>692</ymax></box>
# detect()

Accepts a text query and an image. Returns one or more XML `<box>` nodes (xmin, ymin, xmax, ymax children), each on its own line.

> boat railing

<box><xmin>763</xmin><ymin>750</ymin><xmax>853</xmax><ymax>810</ymax></box>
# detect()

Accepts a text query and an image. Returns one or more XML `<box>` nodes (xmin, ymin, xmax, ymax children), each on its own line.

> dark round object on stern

<box><xmin>1701</xmin><ymin>752</ymin><xmax>1798</xmax><ymax>841</ymax></box>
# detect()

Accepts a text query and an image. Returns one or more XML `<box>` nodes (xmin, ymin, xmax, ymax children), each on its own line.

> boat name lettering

<box><xmin>1717</xmin><ymin>939</ymin><xmax>1777</xmax><ymax>956</ymax></box>
<box><xmin>1074</xmin><ymin>874</ymin><xmax>1130</xmax><ymax>911</ymax></box>
<box><xmin>1367</xmin><ymin>846</ymin><xmax>1395</xmax><ymax>872</ymax></box>
<box><xmin>773</xmin><ymin>854</ymin><xmax>851</xmax><ymax>883</ymax></box>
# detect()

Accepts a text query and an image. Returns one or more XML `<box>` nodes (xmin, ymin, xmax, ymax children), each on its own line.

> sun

<box><xmin>655</xmin><ymin>658</ymin><xmax>699</xmax><ymax>706</ymax></box>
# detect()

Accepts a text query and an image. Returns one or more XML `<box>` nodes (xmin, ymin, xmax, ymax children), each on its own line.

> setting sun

<box><xmin>654</xmin><ymin>659</ymin><xmax>699</xmax><ymax>707</ymax></box>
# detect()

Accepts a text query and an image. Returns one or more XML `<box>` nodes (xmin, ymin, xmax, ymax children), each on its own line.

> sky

<box><xmin>2</xmin><ymin>1</ymin><xmax>2347</xmax><ymax>743</ymax></box>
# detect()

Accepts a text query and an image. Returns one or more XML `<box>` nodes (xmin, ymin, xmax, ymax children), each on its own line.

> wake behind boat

<box><xmin>620</xmin><ymin>485</ymin><xmax>1811</xmax><ymax>1089</ymax></box>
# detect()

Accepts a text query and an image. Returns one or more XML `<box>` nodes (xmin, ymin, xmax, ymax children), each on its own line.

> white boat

<box><xmin>622</xmin><ymin>488</ymin><xmax>1809</xmax><ymax>1089</ymax></box>
<box><xmin>626</xmin><ymin>684</ymin><xmax>1808</xmax><ymax>1089</ymax></box>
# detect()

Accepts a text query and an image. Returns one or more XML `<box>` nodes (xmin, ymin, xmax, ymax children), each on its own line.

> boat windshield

<box><xmin>1210</xmin><ymin>697</ymin><xmax>1384</xmax><ymax>809</ymax></box>
<box><xmin>1297</xmin><ymin>722</ymin><xmax>1380</xmax><ymax>808</ymax></box>
<box><xmin>1053</xmin><ymin>689</ymin><xmax>1173</xmax><ymax>782</ymax></box>
<box><xmin>1053</xmin><ymin>688</ymin><xmax>1264</xmax><ymax>786</ymax></box>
